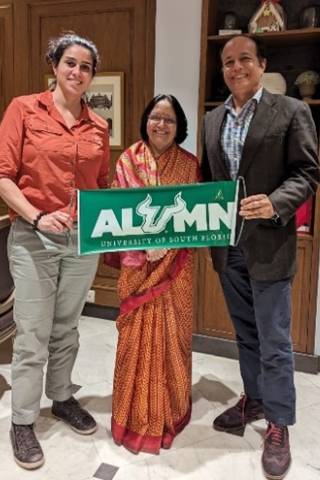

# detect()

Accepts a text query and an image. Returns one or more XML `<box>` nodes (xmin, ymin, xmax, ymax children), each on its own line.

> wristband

<box><xmin>32</xmin><ymin>211</ymin><xmax>48</xmax><ymax>231</ymax></box>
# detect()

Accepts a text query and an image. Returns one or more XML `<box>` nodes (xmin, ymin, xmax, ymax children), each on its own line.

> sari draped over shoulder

<box><xmin>111</xmin><ymin>140</ymin><xmax>200</xmax><ymax>454</ymax></box>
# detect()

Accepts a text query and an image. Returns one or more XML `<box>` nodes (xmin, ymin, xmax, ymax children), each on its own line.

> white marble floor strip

<box><xmin>0</xmin><ymin>316</ymin><xmax>319</xmax><ymax>480</ymax></box>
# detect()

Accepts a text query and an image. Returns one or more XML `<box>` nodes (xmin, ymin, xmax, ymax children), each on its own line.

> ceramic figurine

<box><xmin>223</xmin><ymin>12</ymin><xmax>237</xmax><ymax>30</ymax></box>
<box><xmin>248</xmin><ymin>0</ymin><xmax>286</xmax><ymax>33</ymax></box>
<box><xmin>219</xmin><ymin>11</ymin><xmax>242</xmax><ymax>35</ymax></box>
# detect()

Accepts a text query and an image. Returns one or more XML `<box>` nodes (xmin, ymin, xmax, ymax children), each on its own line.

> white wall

<box><xmin>154</xmin><ymin>0</ymin><xmax>201</xmax><ymax>155</ymax></box>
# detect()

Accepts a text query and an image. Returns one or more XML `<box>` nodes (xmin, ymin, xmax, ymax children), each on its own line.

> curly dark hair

<box><xmin>140</xmin><ymin>94</ymin><xmax>188</xmax><ymax>145</ymax></box>
<box><xmin>46</xmin><ymin>31</ymin><xmax>100</xmax><ymax>76</ymax></box>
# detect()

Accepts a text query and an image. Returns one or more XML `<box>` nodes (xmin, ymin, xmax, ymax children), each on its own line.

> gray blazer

<box><xmin>201</xmin><ymin>89</ymin><xmax>320</xmax><ymax>281</ymax></box>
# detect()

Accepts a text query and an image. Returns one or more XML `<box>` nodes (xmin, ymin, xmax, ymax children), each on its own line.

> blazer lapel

<box><xmin>206</xmin><ymin>106</ymin><xmax>230</xmax><ymax>179</ymax></box>
<box><xmin>238</xmin><ymin>90</ymin><xmax>278</xmax><ymax>178</ymax></box>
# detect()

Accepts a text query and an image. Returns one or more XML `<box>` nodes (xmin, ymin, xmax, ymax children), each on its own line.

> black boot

<box><xmin>213</xmin><ymin>394</ymin><xmax>264</xmax><ymax>436</ymax></box>
<box><xmin>10</xmin><ymin>423</ymin><xmax>44</xmax><ymax>470</ymax></box>
<box><xmin>52</xmin><ymin>396</ymin><xmax>97</xmax><ymax>435</ymax></box>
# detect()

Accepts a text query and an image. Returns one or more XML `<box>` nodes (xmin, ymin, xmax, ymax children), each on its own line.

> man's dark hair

<box><xmin>220</xmin><ymin>34</ymin><xmax>267</xmax><ymax>66</ymax></box>
<box><xmin>140</xmin><ymin>94</ymin><xmax>188</xmax><ymax>145</ymax></box>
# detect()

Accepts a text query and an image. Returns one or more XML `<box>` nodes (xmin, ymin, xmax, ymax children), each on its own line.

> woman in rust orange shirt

<box><xmin>0</xmin><ymin>33</ymin><xmax>109</xmax><ymax>470</ymax></box>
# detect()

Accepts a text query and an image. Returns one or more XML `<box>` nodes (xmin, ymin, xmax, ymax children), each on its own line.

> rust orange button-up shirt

<box><xmin>0</xmin><ymin>90</ymin><xmax>109</xmax><ymax>220</ymax></box>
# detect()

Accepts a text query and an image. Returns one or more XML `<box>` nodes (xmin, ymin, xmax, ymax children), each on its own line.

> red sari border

<box><xmin>119</xmin><ymin>248</ymin><xmax>190</xmax><ymax>315</ymax></box>
<box><xmin>111</xmin><ymin>401</ymin><xmax>192</xmax><ymax>454</ymax></box>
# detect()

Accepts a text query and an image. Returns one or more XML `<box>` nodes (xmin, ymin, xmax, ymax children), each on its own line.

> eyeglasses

<box><xmin>148</xmin><ymin>114</ymin><xmax>176</xmax><ymax>126</ymax></box>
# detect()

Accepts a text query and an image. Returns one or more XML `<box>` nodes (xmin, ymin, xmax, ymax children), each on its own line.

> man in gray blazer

<box><xmin>201</xmin><ymin>35</ymin><xmax>319</xmax><ymax>480</ymax></box>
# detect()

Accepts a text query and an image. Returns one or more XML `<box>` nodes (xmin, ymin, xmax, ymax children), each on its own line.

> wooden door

<box><xmin>0</xmin><ymin>2</ymin><xmax>14</xmax><ymax>216</ymax></box>
<box><xmin>12</xmin><ymin>0</ymin><xmax>155</xmax><ymax>169</ymax></box>
<box><xmin>0</xmin><ymin>4</ymin><xmax>13</xmax><ymax>114</ymax></box>
<box><xmin>3</xmin><ymin>0</ymin><xmax>156</xmax><ymax>306</ymax></box>
<box><xmin>196</xmin><ymin>249</ymin><xmax>233</xmax><ymax>339</ymax></box>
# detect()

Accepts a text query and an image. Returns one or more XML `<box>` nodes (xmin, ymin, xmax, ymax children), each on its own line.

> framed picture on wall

<box><xmin>45</xmin><ymin>71</ymin><xmax>124</xmax><ymax>150</ymax></box>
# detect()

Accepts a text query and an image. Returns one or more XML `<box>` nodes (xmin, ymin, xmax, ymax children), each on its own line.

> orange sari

<box><xmin>111</xmin><ymin>140</ymin><xmax>199</xmax><ymax>454</ymax></box>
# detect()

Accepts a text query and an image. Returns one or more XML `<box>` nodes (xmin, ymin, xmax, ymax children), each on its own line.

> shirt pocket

<box><xmin>78</xmin><ymin>131</ymin><xmax>105</xmax><ymax>163</ymax></box>
<box><xmin>25</xmin><ymin>117</ymin><xmax>65</xmax><ymax>147</ymax></box>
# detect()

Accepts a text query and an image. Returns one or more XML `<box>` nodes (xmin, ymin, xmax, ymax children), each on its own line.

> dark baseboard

<box><xmin>192</xmin><ymin>334</ymin><xmax>320</xmax><ymax>375</ymax></box>
<box><xmin>82</xmin><ymin>303</ymin><xmax>119</xmax><ymax>320</ymax></box>
<box><xmin>82</xmin><ymin>305</ymin><xmax>320</xmax><ymax>375</ymax></box>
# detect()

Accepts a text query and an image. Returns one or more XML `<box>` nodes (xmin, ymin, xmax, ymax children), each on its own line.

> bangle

<box><xmin>32</xmin><ymin>211</ymin><xmax>48</xmax><ymax>231</ymax></box>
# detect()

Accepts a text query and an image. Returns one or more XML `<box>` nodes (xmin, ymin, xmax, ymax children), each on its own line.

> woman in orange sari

<box><xmin>111</xmin><ymin>94</ymin><xmax>200</xmax><ymax>454</ymax></box>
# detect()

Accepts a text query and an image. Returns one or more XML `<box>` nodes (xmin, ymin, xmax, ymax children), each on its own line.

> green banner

<box><xmin>78</xmin><ymin>181</ymin><xmax>239</xmax><ymax>255</ymax></box>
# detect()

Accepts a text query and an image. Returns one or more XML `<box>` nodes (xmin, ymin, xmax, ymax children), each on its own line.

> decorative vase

<box><xmin>261</xmin><ymin>73</ymin><xmax>287</xmax><ymax>94</ymax></box>
<box><xmin>298</xmin><ymin>83</ymin><xmax>316</xmax><ymax>100</ymax></box>
<box><xmin>300</xmin><ymin>6</ymin><xmax>320</xmax><ymax>28</ymax></box>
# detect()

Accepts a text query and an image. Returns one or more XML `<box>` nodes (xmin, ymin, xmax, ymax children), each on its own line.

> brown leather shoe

<box><xmin>262</xmin><ymin>423</ymin><xmax>291</xmax><ymax>480</ymax></box>
<box><xmin>213</xmin><ymin>394</ymin><xmax>264</xmax><ymax>436</ymax></box>
<box><xmin>52</xmin><ymin>396</ymin><xmax>97</xmax><ymax>435</ymax></box>
<box><xmin>10</xmin><ymin>423</ymin><xmax>44</xmax><ymax>470</ymax></box>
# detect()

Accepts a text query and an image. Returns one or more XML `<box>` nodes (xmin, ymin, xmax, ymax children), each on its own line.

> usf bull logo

<box><xmin>91</xmin><ymin>192</ymin><xmax>235</xmax><ymax>238</ymax></box>
<box><xmin>137</xmin><ymin>192</ymin><xmax>185</xmax><ymax>234</ymax></box>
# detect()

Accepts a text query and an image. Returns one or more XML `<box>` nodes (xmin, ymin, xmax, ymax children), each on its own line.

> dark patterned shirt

<box><xmin>221</xmin><ymin>88</ymin><xmax>263</xmax><ymax>179</ymax></box>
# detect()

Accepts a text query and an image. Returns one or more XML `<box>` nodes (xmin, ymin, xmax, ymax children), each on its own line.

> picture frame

<box><xmin>45</xmin><ymin>71</ymin><xmax>124</xmax><ymax>150</ymax></box>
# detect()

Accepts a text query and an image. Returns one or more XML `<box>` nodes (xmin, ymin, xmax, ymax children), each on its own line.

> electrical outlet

<box><xmin>86</xmin><ymin>289</ymin><xmax>96</xmax><ymax>303</ymax></box>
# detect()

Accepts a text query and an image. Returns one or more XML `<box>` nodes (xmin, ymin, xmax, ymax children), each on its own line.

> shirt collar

<box><xmin>224</xmin><ymin>87</ymin><xmax>263</xmax><ymax>113</ymax></box>
<box><xmin>38</xmin><ymin>90</ymin><xmax>55</xmax><ymax>111</ymax></box>
<box><xmin>38</xmin><ymin>90</ymin><xmax>100</xmax><ymax>126</ymax></box>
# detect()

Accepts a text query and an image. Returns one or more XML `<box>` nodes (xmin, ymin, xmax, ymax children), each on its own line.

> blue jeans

<box><xmin>219</xmin><ymin>246</ymin><xmax>296</xmax><ymax>426</ymax></box>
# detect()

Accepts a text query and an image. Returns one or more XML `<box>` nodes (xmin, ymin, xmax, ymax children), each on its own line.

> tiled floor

<box><xmin>1</xmin><ymin>316</ymin><xmax>320</xmax><ymax>480</ymax></box>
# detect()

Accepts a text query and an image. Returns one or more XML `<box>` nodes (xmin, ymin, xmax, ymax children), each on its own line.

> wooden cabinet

<box><xmin>196</xmin><ymin>0</ymin><xmax>320</xmax><ymax>354</ymax></box>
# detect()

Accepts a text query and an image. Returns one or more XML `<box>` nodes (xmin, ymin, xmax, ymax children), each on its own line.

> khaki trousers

<box><xmin>8</xmin><ymin>218</ymin><xmax>99</xmax><ymax>424</ymax></box>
